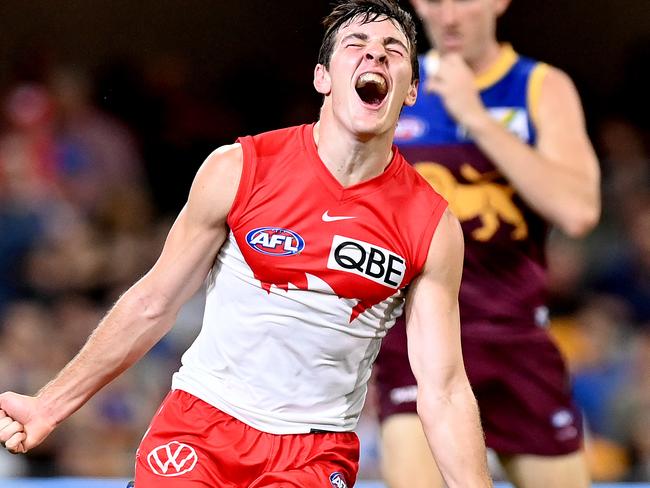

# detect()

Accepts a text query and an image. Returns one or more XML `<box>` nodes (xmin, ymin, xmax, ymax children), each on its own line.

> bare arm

<box><xmin>0</xmin><ymin>144</ymin><xmax>243</xmax><ymax>453</ymax></box>
<box><xmin>406</xmin><ymin>209</ymin><xmax>492</xmax><ymax>487</ymax></box>
<box><xmin>428</xmin><ymin>54</ymin><xmax>601</xmax><ymax>237</ymax></box>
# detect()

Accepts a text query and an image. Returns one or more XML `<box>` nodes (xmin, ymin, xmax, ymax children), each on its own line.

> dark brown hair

<box><xmin>318</xmin><ymin>0</ymin><xmax>419</xmax><ymax>81</ymax></box>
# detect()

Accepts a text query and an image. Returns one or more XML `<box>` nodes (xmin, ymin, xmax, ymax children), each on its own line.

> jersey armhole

<box><xmin>414</xmin><ymin>196</ymin><xmax>449</xmax><ymax>273</ymax></box>
<box><xmin>527</xmin><ymin>62</ymin><xmax>550</xmax><ymax>134</ymax></box>
<box><xmin>227</xmin><ymin>136</ymin><xmax>257</xmax><ymax>229</ymax></box>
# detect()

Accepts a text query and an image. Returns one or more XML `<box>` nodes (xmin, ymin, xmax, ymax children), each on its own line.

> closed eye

<box><xmin>384</xmin><ymin>37</ymin><xmax>409</xmax><ymax>57</ymax></box>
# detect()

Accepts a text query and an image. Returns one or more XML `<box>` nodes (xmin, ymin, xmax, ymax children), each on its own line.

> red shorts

<box><xmin>375</xmin><ymin>318</ymin><xmax>583</xmax><ymax>456</ymax></box>
<box><xmin>134</xmin><ymin>390</ymin><xmax>359</xmax><ymax>487</ymax></box>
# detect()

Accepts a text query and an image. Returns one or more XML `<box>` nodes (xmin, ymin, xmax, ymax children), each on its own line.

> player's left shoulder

<box><xmin>538</xmin><ymin>64</ymin><xmax>579</xmax><ymax>94</ymax></box>
<box><xmin>421</xmin><ymin>207</ymin><xmax>464</xmax><ymax>278</ymax></box>
<box><xmin>531</xmin><ymin>62</ymin><xmax>585</xmax><ymax>126</ymax></box>
<box><xmin>431</xmin><ymin>208</ymin><xmax>463</xmax><ymax>251</ymax></box>
<box><xmin>527</xmin><ymin>59</ymin><xmax>579</xmax><ymax>107</ymax></box>
<box><xmin>199</xmin><ymin>143</ymin><xmax>244</xmax><ymax>191</ymax></box>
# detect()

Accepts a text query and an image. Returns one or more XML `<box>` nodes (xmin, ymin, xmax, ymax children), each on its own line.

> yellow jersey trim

<box><xmin>475</xmin><ymin>44</ymin><xmax>518</xmax><ymax>90</ymax></box>
<box><xmin>527</xmin><ymin>63</ymin><xmax>550</xmax><ymax>131</ymax></box>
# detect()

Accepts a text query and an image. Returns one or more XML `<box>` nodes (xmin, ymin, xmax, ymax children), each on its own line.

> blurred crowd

<box><xmin>0</xmin><ymin>50</ymin><xmax>648</xmax><ymax>483</ymax></box>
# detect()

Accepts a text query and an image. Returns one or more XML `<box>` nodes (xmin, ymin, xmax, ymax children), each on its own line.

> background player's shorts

<box><xmin>135</xmin><ymin>390</ymin><xmax>359</xmax><ymax>487</ymax></box>
<box><xmin>374</xmin><ymin>319</ymin><xmax>583</xmax><ymax>456</ymax></box>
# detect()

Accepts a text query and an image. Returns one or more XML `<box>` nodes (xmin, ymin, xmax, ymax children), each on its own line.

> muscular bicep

<box><xmin>138</xmin><ymin>144</ymin><xmax>243</xmax><ymax>311</ymax></box>
<box><xmin>405</xmin><ymin>209</ymin><xmax>466</xmax><ymax>392</ymax></box>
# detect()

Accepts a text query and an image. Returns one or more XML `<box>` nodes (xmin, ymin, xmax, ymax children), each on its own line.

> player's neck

<box><xmin>467</xmin><ymin>40</ymin><xmax>503</xmax><ymax>75</ymax></box>
<box><xmin>313</xmin><ymin>120</ymin><xmax>394</xmax><ymax>188</ymax></box>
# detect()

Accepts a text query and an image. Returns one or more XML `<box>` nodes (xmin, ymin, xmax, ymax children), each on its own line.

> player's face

<box><xmin>314</xmin><ymin>16</ymin><xmax>417</xmax><ymax>138</ymax></box>
<box><xmin>412</xmin><ymin>0</ymin><xmax>509</xmax><ymax>64</ymax></box>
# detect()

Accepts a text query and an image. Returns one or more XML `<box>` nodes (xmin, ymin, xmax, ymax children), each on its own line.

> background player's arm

<box><xmin>0</xmin><ymin>144</ymin><xmax>243</xmax><ymax>454</ymax></box>
<box><xmin>405</xmin><ymin>208</ymin><xmax>492</xmax><ymax>488</ymax></box>
<box><xmin>429</xmin><ymin>54</ymin><xmax>600</xmax><ymax>237</ymax></box>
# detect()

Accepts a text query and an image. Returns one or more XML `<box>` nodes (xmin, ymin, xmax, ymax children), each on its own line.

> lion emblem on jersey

<box><xmin>415</xmin><ymin>162</ymin><xmax>528</xmax><ymax>241</ymax></box>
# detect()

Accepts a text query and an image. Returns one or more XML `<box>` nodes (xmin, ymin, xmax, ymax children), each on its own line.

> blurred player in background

<box><xmin>0</xmin><ymin>1</ymin><xmax>492</xmax><ymax>486</ymax></box>
<box><xmin>375</xmin><ymin>0</ymin><xmax>600</xmax><ymax>487</ymax></box>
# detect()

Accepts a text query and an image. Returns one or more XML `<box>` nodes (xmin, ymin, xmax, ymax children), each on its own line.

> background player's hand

<box><xmin>425</xmin><ymin>53</ymin><xmax>488</xmax><ymax>130</ymax></box>
<box><xmin>0</xmin><ymin>392</ymin><xmax>56</xmax><ymax>454</ymax></box>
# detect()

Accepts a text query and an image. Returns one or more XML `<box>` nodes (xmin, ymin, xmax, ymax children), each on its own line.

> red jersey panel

<box><xmin>172</xmin><ymin>123</ymin><xmax>447</xmax><ymax>434</ymax></box>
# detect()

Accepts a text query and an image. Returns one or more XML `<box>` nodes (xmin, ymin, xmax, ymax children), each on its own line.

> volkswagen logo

<box><xmin>147</xmin><ymin>441</ymin><xmax>198</xmax><ymax>477</ymax></box>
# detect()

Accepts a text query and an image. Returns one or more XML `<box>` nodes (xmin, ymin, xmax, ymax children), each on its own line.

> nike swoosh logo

<box><xmin>322</xmin><ymin>211</ymin><xmax>356</xmax><ymax>222</ymax></box>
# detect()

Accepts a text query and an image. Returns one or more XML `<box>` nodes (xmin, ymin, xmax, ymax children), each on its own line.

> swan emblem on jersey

<box><xmin>246</xmin><ymin>227</ymin><xmax>305</xmax><ymax>256</ymax></box>
<box><xmin>414</xmin><ymin>162</ymin><xmax>528</xmax><ymax>241</ymax></box>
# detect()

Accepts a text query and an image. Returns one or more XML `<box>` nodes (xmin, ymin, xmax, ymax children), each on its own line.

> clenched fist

<box><xmin>0</xmin><ymin>392</ymin><xmax>56</xmax><ymax>454</ymax></box>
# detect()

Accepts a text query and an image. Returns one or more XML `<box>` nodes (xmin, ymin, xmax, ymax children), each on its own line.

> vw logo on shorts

<box><xmin>246</xmin><ymin>227</ymin><xmax>305</xmax><ymax>256</ymax></box>
<box><xmin>147</xmin><ymin>441</ymin><xmax>198</xmax><ymax>477</ymax></box>
<box><xmin>330</xmin><ymin>471</ymin><xmax>348</xmax><ymax>488</ymax></box>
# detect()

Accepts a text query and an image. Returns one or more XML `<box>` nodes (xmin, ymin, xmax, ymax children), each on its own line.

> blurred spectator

<box><xmin>49</xmin><ymin>67</ymin><xmax>148</xmax><ymax>218</ymax></box>
<box><xmin>551</xmin><ymin>296</ymin><xmax>635</xmax><ymax>481</ymax></box>
<box><xmin>609</xmin><ymin>329</ymin><xmax>650</xmax><ymax>481</ymax></box>
<box><xmin>0</xmin><ymin>84</ymin><xmax>58</xmax><ymax>315</ymax></box>
<box><xmin>594</xmin><ymin>192</ymin><xmax>650</xmax><ymax>325</ymax></box>
<box><xmin>547</xmin><ymin>232</ymin><xmax>591</xmax><ymax>316</ymax></box>
<box><xmin>597</xmin><ymin>117</ymin><xmax>649</xmax><ymax>205</ymax></box>
<box><xmin>0</xmin><ymin>301</ymin><xmax>65</xmax><ymax>475</ymax></box>
<box><xmin>570</xmin><ymin>296</ymin><xmax>632</xmax><ymax>437</ymax></box>
<box><xmin>25</xmin><ymin>213</ymin><xmax>105</xmax><ymax>297</ymax></box>
<box><xmin>0</xmin><ymin>83</ymin><xmax>59</xmax><ymax>203</ymax></box>
<box><xmin>0</xmin><ymin>201</ymin><xmax>42</xmax><ymax>316</ymax></box>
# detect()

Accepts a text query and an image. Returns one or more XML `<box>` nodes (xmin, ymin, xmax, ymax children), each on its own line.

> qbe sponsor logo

<box><xmin>330</xmin><ymin>471</ymin><xmax>348</xmax><ymax>488</ymax></box>
<box><xmin>246</xmin><ymin>227</ymin><xmax>305</xmax><ymax>256</ymax></box>
<box><xmin>327</xmin><ymin>235</ymin><xmax>406</xmax><ymax>288</ymax></box>
<box><xmin>147</xmin><ymin>441</ymin><xmax>198</xmax><ymax>477</ymax></box>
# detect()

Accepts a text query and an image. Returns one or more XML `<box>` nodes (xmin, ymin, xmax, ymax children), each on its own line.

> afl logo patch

<box><xmin>246</xmin><ymin>227</ymin><xmax>305</xmax><ymax>256</ymax></box>
<box><xmin>395</xmin><ymin>115</ymin><xmax>427</xmax><ymax>141</ymax></box>
<box><xmin>330</xmin><ymin>472</ymin><xmax>348</xmax><ymax>488</ymax></box>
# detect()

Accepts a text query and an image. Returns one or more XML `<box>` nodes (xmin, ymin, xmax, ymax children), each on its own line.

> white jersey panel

<box><xmin>172</xmin><ymin>231</ymin><xmax>404</xmax><ymax>434</ymax></box>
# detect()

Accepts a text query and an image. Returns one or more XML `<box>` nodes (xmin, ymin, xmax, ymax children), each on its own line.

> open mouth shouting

<box><xmin>355</xmin><ymin>72</ymin><xmax>389</xmax><ymax>108</ymax></box>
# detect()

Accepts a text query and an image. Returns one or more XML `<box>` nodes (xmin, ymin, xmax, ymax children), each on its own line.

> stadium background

<box><xmin>0</xmin><ymin>0</ymin><xmax>648</xmax><ymax>485</ymax></box>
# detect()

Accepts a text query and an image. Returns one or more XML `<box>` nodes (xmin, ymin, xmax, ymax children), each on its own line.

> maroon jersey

<box><xmin>376</xmin><ymin>48</ymin><xmax>583</xmax><ymax>456</ymax></box>
<box><xmin>394</xmin><ymin>48</ymin><xmax>550</xmax><ymax>329</ymax></box>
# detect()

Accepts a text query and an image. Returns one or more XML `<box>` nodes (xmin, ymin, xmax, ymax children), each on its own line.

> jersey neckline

<box><xmin>301</xmin><ymin>123</ymin><xmax>402</xmax><ymax>201</ymax></box>
<box><xmin>475</xmin><ymin>44</ymin><xmax>519</xmax><ymax>90</ymax></box>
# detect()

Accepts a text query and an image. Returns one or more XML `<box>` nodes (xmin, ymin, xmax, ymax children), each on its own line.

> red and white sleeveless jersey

<box><xmin>172</xmin><ymin>124</ymin><xmax>447</xmax><ymax>434</ymax></box>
